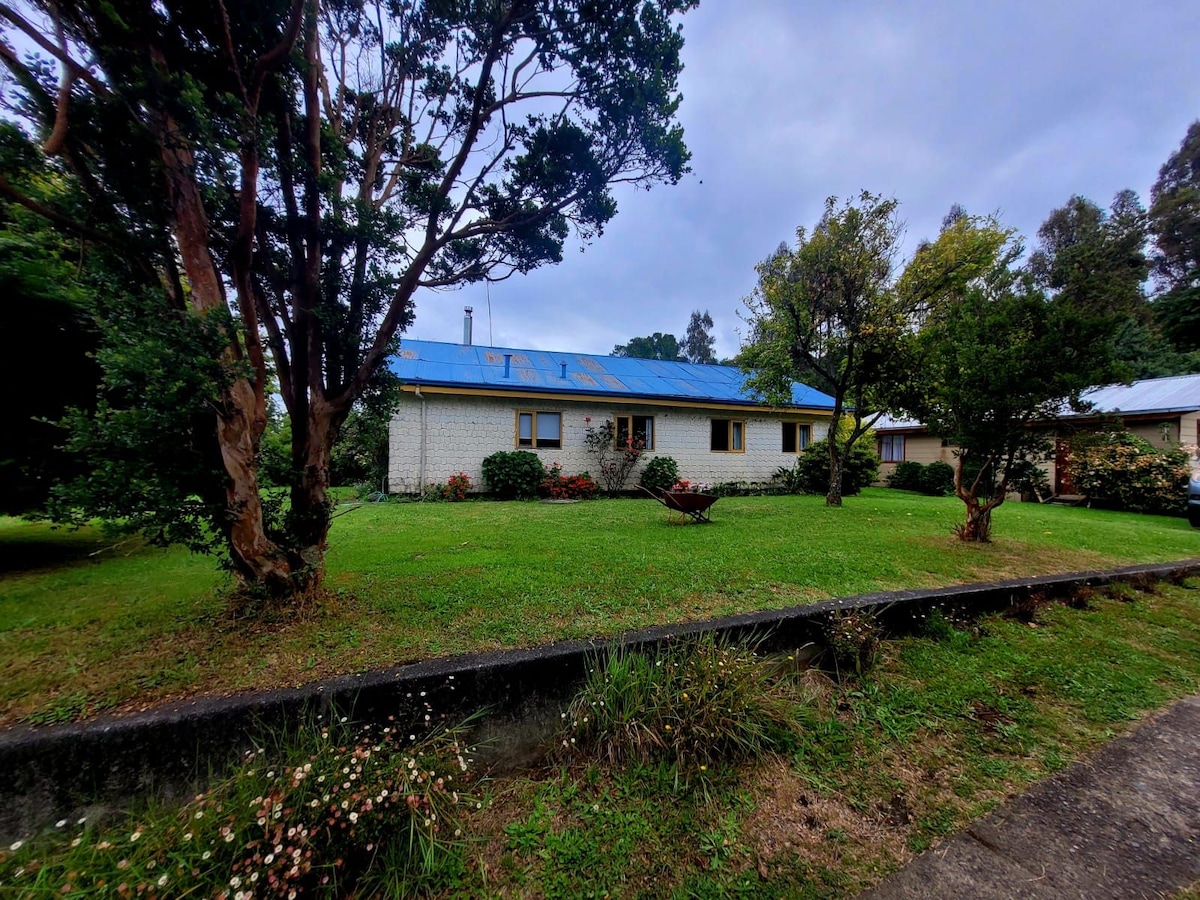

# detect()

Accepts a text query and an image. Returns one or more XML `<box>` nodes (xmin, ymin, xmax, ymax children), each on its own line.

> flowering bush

<box><xmin>669</xmin><ymin>479</ymin><xmax>712</xmax><ymax>494</ymax></box>
<box><xmin>440</xmin><ymin>472</ymin><xmax>472</xmax><ymax>501</ymax></box>
<box><xmin>541</xmin><ymin>463</ymin><xmax>600</xmax><ymax>500</ymax></box>
<box><xmin>583</xmin><ymin>419</ymin><xmax>645</xmax><ymax>494</ymax></box>
<box><xmin>0</xmin><ymin>717</ymin><xmax>478</xmax><ymax>899</ymax></box>
<box><xmin>1068</xmin><ymin>431</ymin><xmax>1192</xmax><ymax>516</ymax></box>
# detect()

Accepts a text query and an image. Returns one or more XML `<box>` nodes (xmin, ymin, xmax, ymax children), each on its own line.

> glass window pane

<box><xmin>732</xmin><ymin>421</ymin><xmax>743</xmax><ymax>450</ymax></box>
<box><xmin>615</xmin><ymin>416</ymin><xmax>630</xmax><ymax>447</ymax></box>
<box><xmin>799</xmin><ymin>424</ymin><xmax>811</xmax><ymax>449</ymax></box>
<box><xmin>782</xmin><ymin>422</ymin><xmax>796</xmax><ymax>453</ymax></box>
<box><xmin>518</xmin><ymin>412</ymin><xmax>532</xmax><ymax>441</ymax></box>
<box><xmin>639</xmin><ymin>416</ymin><xmax>653</xmax><ymax>449</ymax></box>
<box><xmin>536</xmin><ymin>412</ymin><xmax>560</xmax><ymax>440</ymax></box>
<box><xmin>711</xmin><ymin>419</ymin><xmax>728</xmax><ymax>451</ymax></box>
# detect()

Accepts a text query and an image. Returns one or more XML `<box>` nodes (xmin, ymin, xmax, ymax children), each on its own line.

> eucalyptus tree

<box><xmin>0</xmin><ymin>0</ymin><xmax>695</xmax><ymax>607</ymax></box>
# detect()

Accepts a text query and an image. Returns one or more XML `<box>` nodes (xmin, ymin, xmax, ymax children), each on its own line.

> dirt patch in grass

<box><xmin>744</xmin><ymin>759</ymin><xmax>913</xmax><ymax>870</ymax></box>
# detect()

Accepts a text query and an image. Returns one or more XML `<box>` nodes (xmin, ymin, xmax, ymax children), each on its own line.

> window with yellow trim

<box><xmin>781</xmin><ymin>422</ymin><xmax>812</xmax><ymax>453</ymax></box>
<box><xmin>516</xmin><ymin>410</ymin><xmax>562</xmax><ymax>449</ymax></box>
<box><xmin>710</xmin><ymin>418</ymin><xmax>745</xmax><ymax>452</ymax></box>
<box><xmin>615</xmin><ymin>414</ymin><xmax>655</xmax><ymax>450</ymax></box>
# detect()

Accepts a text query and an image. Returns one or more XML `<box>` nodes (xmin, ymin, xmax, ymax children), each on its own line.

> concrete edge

<box><xmin>1</xmin><ymin>558</ymin><xmax>1197</xmax><ymax>842</ymax></box>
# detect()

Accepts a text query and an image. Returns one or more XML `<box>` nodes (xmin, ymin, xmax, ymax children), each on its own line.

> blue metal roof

<box><xmin>387</xmin><ymin>339</ymin><xmax>836</xmax><ymax>410</ymax></box>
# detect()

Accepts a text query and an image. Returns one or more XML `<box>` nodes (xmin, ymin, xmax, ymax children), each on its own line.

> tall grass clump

<box><xmin>560</xmin><ymin>635</ymin><xmax>804</xmax><ymax>778</ymax></box>
<box><xmin>0</xmin><ymin>718</ymin><xmax>479</xmax><ymax>899</ymax></box>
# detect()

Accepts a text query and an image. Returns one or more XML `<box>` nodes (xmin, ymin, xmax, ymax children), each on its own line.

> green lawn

<box><xmin>2</xmin><ymin>489</ymin><xmax>1198</xmax><ymax>727</ymax></box>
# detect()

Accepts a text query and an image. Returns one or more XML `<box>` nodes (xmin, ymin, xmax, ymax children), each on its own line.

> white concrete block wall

<box><xmin>387</xmin><ymin>393</ymin><xmax>831</xmax><ymax>493</ymax></box>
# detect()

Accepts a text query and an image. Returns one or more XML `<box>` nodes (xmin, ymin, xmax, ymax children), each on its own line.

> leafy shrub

<box><xmin>560</xmin><ymin>635</ymin><xmax>802</xmax><ymax>778</ymax></box>
<box><xmin>886</xmin><ymin>460</ymin><xmax>923</xmax><ymax>491</ymax></box>
<box><xmin>1068</xmin><ymin>431</ymin><xmax>1191</xmax><ymax>515</ymax></box>
<box><xmin>481</xmin><ymin>450</ymin><xmax>545</xmax><ymax>500</ymax></box>
<box><xmin>772</xmin><ymin>463</ymin><xmax>806</xmax><ymax>494</ymax></box>
<box><xmin>917</xmin><ymin>461</ymin><xmax>955</xmax><ymax>497</ymax></box>
<box><xmin>1008</xmin><ymin>459</ymin><xmax>1051</xmax><ymax>501</ymax></box>
<box><xmin>0</xmin><ymin>719</ymin><xmax>477</xmax><ymax>898</ymax></box>
<box><xmin>792</xmin><ymin>439</ymin><xmax>880</xmax><ymax>496</ymax></box>
<box><xmin>541</xmin><ymin>463</ymin><xmax>599</xmax><ymax>500</ymax></box>
<box><xmin>639</xmin><ymin>456</ymin><xmax>679</xmax><ymax>493</ymax></box>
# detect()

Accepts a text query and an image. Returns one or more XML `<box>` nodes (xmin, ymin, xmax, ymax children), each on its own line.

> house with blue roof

<box><xmin>385</xmin><ymin>326</ymin><xmax>837</xmax><ymax>494</ymax></box>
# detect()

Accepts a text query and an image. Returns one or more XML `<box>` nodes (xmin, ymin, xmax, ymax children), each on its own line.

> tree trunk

<box><xmin>285</xmin><ymin>401</ymin><xmax>344</xmax><ymax>590</ymax></box>
<box><xmin>953</xmin><ymin>455</ymin><xmax>1002</xmax><ymax>542</ymax></box>
<box><xmin>826</xmin><ymin>447</ymin><xmax>844</xmax><ymax>507</ymax></box>
<box><xmin>152</xmin><ymin>99</ymin><xmax>301</xmax><ymax>606</ymax></box>
<box><xmin>957</xmin><ymin>495</ymin><xmax>993</xmax><ymax>542</ymax></box>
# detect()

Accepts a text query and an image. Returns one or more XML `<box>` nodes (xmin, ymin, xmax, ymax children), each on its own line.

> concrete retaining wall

<box><xmin>1</xmin><ymin>560</ymin><xmax>1197</xmax><ymax>842</ymax></box>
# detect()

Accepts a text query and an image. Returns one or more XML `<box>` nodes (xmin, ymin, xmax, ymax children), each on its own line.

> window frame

<box><xmin>879</xmin><ymin>433</ymin><xmax>906</xmax><ymax>463</ymax></box>
<box><xmin>515</xmin><ymin>409</ymin><xmax>563</xmax><ymax>449</ymax></box>
<box><xmin>614</xmin><ymin>413</ymin><xmax>656</xmax><ymax>451</ymax></box>
<box><xmin>710</xmin><ymin>418</ymin><xmax>746</xmax><ymax>453</ymax></box>
<box><xmin>781</xmin><ymin>421</ymin><xmax>812</xmax><ymax>454</ymax></box>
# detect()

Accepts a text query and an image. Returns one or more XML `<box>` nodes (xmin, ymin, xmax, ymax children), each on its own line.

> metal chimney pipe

<box><xmin>560</xmin><ymin>362</ymin><xmax>567</xmax><ymax>379</ymax></box>
<box><xmin>503</xmin><ymin>353</ymin><xmax>512</xmax><ymax>377</ymax></box>
<box><xmin>463</xmin><ymin>306</ymin><xmax>473</xmax><ymax>345</ymax></box>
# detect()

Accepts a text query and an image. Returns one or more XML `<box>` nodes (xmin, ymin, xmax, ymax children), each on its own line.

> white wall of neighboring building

<box><xmin>387</xmin><ymin>391</ymin><xmax>832</xmax><ymax>493</ymax></box>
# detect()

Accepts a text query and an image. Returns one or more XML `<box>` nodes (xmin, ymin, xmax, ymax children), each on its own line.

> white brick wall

<box><xmin>387</xmin><ymin>393</ymin><xmax>831</xmax><ymax>493</ymax></box>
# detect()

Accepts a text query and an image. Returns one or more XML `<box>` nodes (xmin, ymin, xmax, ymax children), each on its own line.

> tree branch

<box><xmin>0</xmin><ymin>2</ymin><xmax>107</xmax><ymax>94</ymax></box>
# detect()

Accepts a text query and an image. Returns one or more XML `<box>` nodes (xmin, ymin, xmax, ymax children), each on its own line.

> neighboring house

<box><xmin>874</xmin><ymin>373</ymin><xmax>1200</xmax><ymax>495</ymax></box>
<box><xmin>386</xmin><ymin>335</ymin><xmax>836</xmax><ymax>494</ymax></box>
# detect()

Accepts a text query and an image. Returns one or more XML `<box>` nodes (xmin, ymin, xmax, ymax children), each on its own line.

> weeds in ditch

<box><xmin>0</xmin><ymin>718</ymin><xmax>479</xmax><ymax>899</ymax></box>
<box><xmin>560</xmin><ymin>634</ymin><xmax>806</xmax><ymax>781</ymax></box>
<box><xmin>823</xmin><ymin>607</ymin><xmax>884</xmax><ymax>676</ymax></box>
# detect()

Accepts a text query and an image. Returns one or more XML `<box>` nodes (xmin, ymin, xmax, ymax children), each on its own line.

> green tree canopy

<box><xmin>1149</xmin><ymin>120</ymin><xmax>1200</xmax><ymax>353</ymax></box>
<box><xmin>895</xmin><ymin>217</ymin><xmax>1129</xmax><ymax>541</ymax></box>
<box><xmin>1027</xmin><ymin>191</ymin><xmax>1197</xmax><ymax>378</ymax></box>
<box><xmin>0</xmin><ymin>0</ymin><xmax>695</xmax><ymax>609</ymax></box>
<box><xmin>611</xmin><ymin>332</ymin><xmax>685</xmax><ymax>360</ymax></box>
<box><xmin>741</xmin><ymin>192</ymin><xmax>907</xmax><ymax>506</ymax></box>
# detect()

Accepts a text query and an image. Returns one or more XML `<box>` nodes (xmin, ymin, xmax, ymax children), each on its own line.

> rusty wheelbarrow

<box><xmin>640</xmin><ymin>486</ymin><xmax>719</xmax><ymax>524</ymax></box>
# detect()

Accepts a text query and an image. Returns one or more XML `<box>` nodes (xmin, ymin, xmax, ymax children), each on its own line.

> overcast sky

<box><xmin>403</xmin><ymin>1</ymin><xmax>1200</xmax><ymax>362</ymax></box>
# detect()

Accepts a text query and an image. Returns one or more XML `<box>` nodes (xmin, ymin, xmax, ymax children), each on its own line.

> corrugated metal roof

<box><xmin>872</xmin><ymin>413</ymin><xmax>924</xmax><ymax>431</ymax></box>
<box><xmin>1068</xmin><ymin>373</ymin><xmax>1200</xmax><ymax>417</ymax></box>
<box><xmin>387</xmin><ymin>339</ymin><xmax>836</xmax><ymax>410</ymax></box>
<box><xmin>873</xmin><ymin>373</ymin><xmax>1200</xmax><ymax>432</ymax></box>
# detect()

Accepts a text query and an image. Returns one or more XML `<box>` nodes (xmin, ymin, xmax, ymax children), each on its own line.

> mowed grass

<box><xmin>2</xmin><ymin>489</ymin><xmax>1198</xmax><ymax>727</ymax></box>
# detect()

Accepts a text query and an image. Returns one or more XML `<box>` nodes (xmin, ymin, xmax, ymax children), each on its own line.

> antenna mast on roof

<box><xmin>486</xmin><ymin>281</ymin><xmax>494</xmax><ymax>346</ymax></box>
